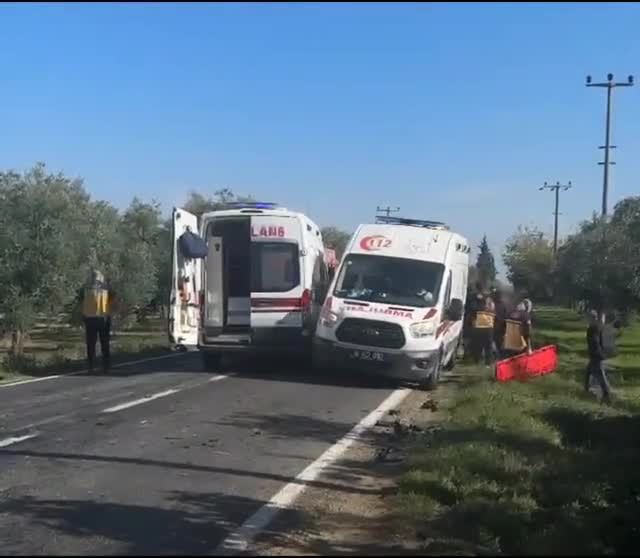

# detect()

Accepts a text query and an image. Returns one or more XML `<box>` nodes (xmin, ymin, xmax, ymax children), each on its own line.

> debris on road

<box><xmin>375</xmin><ymin>446</ymin><xmax>407</xmax><ymax>464</ymax></box>
<box><xmin>420</xmin><ymin>398</ymin><xmax>439</xmax><ymax>412</ymax></box>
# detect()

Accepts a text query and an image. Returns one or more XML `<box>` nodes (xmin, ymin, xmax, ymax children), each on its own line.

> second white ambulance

<box><xmin>169</xmin><ymin>202</ymin><xmax>330</xmax><ymax>369</ymax></box>
<box><xmin>313</xmin><ymin>216</ymin><xmax>470</xmax><ymax>388</ymax></box>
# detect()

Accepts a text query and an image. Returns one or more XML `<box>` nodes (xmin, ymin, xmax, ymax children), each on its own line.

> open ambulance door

<box><xmin>169</xmin><ymin>208</ymin><xmax>202</xmax><ymax>348</ymax></box>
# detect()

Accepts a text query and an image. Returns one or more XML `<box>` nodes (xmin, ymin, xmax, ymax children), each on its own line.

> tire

<box><xmin>444</xmin><ymin>343</ymin><xmax>458</xmax><ymax>371</ymax></box>
<box><xmin>201</xmin><ymin>352</ymin><xmax>222</xmax><ymax>371</ymax></box>
<box><xmin>444</xmin><ymin>352</ymin><xmax>456</xmax><ymax>371</ymax></box>
<box><xmin>420</xmin><ymin>351</ymin><xmax>442</xmax><ymax>391</ymax></box>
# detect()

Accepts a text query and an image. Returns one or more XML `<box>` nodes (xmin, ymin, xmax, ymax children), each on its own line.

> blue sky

<box><xmin>2</xmin><ymin>2</ymin><xmax>639</xmax><ymax>276</ymax></box>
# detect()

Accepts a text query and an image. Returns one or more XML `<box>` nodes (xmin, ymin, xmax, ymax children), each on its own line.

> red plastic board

<box><xmin>495</xmin><ymin>345</ymin><xmax>558</xmax><ymax>383</ymax></box>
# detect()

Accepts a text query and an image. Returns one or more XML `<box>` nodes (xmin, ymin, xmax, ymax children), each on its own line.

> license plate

<box><xmin>349</xmin><ymin>350</ymin><xmax>385</xmax><ymax>362</ymax></box>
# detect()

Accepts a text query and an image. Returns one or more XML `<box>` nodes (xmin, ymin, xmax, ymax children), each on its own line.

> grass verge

<box><xmin>0</xmin><ymin>316</ymin><xmax>169</xmax><ymax>384</ymax></box>
<box><xmin>397</xmin><ymin>306</ymin><xmax>640</xmax><ymax>555</ymax></box>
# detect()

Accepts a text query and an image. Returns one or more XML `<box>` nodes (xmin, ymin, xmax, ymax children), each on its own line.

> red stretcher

<box><xmin>495</xmin><ymin>345</ymin><xmax>558</xmax><ymax>383</ymax></box>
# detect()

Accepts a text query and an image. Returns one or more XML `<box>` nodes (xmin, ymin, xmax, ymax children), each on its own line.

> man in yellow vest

<box><xmin>471</xmin><ymin>290</ymin><xmax>496</xmax><ymax>366</ymax></box>
<box><xmin>81</xmin><ymin>269</ymin><xmax>114</xmax><ymax>373</ymax></box>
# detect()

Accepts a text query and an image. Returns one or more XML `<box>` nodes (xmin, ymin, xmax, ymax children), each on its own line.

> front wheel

<box><xmin>444</xmin><ymin>343</ymin><xmax>458</xmax><ymax>371</ymax></box>
<box><xmin>420</xmin><ymin>352</ymin><xmax>442</xmax><ymax>391</ymax></box>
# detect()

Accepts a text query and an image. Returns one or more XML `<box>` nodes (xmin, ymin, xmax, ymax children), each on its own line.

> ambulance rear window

<box><xmin>251</xmin><ymin>242</ymin><xmax>300</xmax><ymax>293</ymax></box>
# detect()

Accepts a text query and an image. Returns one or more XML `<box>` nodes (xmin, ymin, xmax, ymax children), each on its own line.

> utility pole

<box><xmin>586</xmin><ymin>73</ymin><xmax>634</xmax><ymax>217</ymax></box>
<box><xmin>539</xmin><ymin>181</ymin><xmax>572</xmax><ymax>254</ymax></box>
<box><xmin>375</xmin><ymin>205</ymin><xmax>400</xmax><ymax>218</ymax></box>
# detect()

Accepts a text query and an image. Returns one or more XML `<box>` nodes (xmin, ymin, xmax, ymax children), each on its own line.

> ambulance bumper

<box><xmin>312</xmin><ymin>337</ymin><xmax>439</xmax><ymax>382</ymax></box>
<box><xmin>199</xmin><ymin>327</ymin><xmax>310</xmax><ymax>354</ymax></box>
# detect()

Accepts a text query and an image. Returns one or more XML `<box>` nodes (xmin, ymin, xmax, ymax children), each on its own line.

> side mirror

<box><xmin>447</xmin><ymin>298</ymin><xmax>464</xmax><ymax>322</ymax></box>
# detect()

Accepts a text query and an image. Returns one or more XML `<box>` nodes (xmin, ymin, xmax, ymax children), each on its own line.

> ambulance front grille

<box><xmin>336</xmin><ymin>318</ymin><xmax>406</xmax><ymax>350</ymax></box>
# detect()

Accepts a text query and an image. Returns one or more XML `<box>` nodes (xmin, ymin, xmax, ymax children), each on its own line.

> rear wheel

<box><xmin>201</xmin><ymin>352</ymin><xmax>222</xmax><ymax>371</ymax></box>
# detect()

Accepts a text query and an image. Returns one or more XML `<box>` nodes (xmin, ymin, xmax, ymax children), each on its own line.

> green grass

<box><xmin>398</xmin><ymin>306</ymin><xmax>640</xmax><ymax>555</ymax></box>
<box><xmin>0</xmin><ymin>315</ymin><xmax>170</xmax><ymax>383</ymax></box>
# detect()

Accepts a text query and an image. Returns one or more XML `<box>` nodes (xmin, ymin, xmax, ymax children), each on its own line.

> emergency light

<box><xmin>375</xmin><ymin>215</ymin><xmax>449</xmax><ymax>230</ymax></box>
<box><xmin>224</xmin><ymin>202</ymin><xmax>281</xmax><ymax>210</ymax></box>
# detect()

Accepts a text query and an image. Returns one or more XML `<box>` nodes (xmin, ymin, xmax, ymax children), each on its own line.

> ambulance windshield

<box><xmin>333</xmin><ymin>254</ymin><xmax>444</xmax><ymax>308</ymax></box>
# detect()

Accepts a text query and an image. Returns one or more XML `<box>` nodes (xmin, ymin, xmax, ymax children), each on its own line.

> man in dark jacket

<box><xmin>491</xmin><ymin>288</ymin><xmax>508</xmax><ymax>359</ymax></box>
<box><xmin>585</xmin><ymin>310</ymin><xmax>612</xmax><ymax>403</ymax></box>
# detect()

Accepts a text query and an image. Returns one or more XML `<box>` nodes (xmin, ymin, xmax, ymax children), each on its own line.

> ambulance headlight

<box><xmin>409</xmin><ymin>321</ymin><xmax>436</xmax><ymax>338</ymax></box>
<box><xmin>320</xmin><ymin>310</ymin><xmax>338</xmax><ymax>328</ymax></box>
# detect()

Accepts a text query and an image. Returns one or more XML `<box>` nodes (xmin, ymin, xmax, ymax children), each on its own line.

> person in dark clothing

<box><xmin>491</xmin><ymin>288</ymin><xmax>508</xmax><ymax>359</ymax></box>
<box><xmin>585</xmin><ymin>310</ymin><xmax>612</xmax><ymax>403</ymax></box>
<box><xmin>77</xmin><ymin>269</ymin><xmax>116</xmax><ymax>373</ymax></box>
<box><xmin>462</xmin><ymin>282</ymin><xmax>483</xmax><ymax>359</ymax></box>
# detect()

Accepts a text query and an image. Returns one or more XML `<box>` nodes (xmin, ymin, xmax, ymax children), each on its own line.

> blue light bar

<box><xmin>224</xmin><ymin>202</ymin><xmax>280</xmax><ymax>210</ymax></box>
<box><xmin>375</xmin><ymin>215</ymin><xmax>449</xmax><ymax>230</ymax></box>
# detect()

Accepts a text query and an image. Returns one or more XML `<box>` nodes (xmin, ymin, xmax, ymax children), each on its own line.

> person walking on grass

<box><xmin>586</xmin><ymin>309</ymin><xmax>616</xmax><ymax>404</ymax></box>
<box><xmin>80</xmin><ymin>269</ymin><xmax>115</xmax><ymax>373</ymax></box>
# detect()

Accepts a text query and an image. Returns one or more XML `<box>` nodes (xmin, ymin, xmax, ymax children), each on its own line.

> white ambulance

<box><xmin>169</xmin><ymin>202</ymin><xmax>330</xmax><ymax>369</ymax></box>
<box><xmin>313</xmin><ymin>216</ymin><xmax>470</xmax><ymax>388</ymax></box>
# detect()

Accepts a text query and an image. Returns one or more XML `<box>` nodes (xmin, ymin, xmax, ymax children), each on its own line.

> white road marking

<box><xmin>0</xmin><ymin>433</ymin><xmax>39</xmax><ymax>448</ymax></box>
<box><xmin>102</xmin><ymin>374</ymin><xmax>229</xmax><ymax>413</ymax></box>
<box><xmin>215</xmin><ymin>387</ymin><xmax>412</xmax><ymax>555</ymax></box>
<box><xmin>0</xmin><ymin>352</ymin><xmax>183</xmax><ymax>389</ymax></box>
<box><xmin>101</xmin><ymin>389</ymin><xmax>181</xmax><ymax>413</ymax></box>
<box><xmin>0</xmin><ymin>374</ymin><xmax>65</xmax><ymax>388</ymax></box>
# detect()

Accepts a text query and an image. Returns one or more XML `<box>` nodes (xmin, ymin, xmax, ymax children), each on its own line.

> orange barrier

<box><xmin>495</xmin><ymin>345</ymin><xmax>558</xmax><ymax>383</ymax></box>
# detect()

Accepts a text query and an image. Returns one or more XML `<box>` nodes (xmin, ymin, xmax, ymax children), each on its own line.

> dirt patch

<box><xmin>252</xmin><ymin>374</ymin><xmax>464</xmax><ymax>555</ymax></box>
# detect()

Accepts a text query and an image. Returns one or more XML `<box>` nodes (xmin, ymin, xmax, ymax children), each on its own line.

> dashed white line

<box><xmin>0</xmin><ymin>352</ymin><xmax>184</xmax><ymax>389</ymax></box>
<box><xmin>101</xmin><ymin>374</ymin><xmax>229</xmax><ymax>414</ymax></box>
<box><xmin>101</xmin><ymin>389</ymin><xmax>182</xmax><ymax>413</ymax></box>
<box><xmin>0</xmin><ymin>433</ymin><xmax>39</xmax><ymax>448</ymax></box>
<box><xmin>215</xmin><ymin>387</ymin><xmax>412</xmax><ymax>555</ymax></box>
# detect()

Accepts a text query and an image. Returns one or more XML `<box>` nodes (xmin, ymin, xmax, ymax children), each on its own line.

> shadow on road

<box><xmin>0</xmin><ymin>447</ymin><xmax>386</xmax><ymax>497</ymax></box>
<box><xmin>0</xmin><ymin>487</ymin><xmax>427</xmax><ymax>556</ymax></box>
<box><xmin>73</xmin><ymin>351</ymin><xmax>406</xmax><ymax>391</ymax></box>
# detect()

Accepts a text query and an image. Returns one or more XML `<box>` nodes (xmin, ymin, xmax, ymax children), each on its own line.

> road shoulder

<box><xmin>252</xmin><ymin>374</ymin><xmax>462</xmax><ymax>556</ymax></box>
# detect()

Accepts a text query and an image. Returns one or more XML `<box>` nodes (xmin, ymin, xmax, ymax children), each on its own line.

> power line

<box><xmin>539</xmin><ymin>181</ymin><xmax>573</xmax><ymax>255</ymax></box>
<box><xmin>586</xmin><ymin>73</ymin><xmax>634</xmax><ymax>218</ymax></box>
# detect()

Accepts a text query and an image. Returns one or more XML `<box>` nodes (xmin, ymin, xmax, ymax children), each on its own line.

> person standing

<box><xmin>585</xmin><ymin>310</ymin><xmax>614</xmax><ymax>404</ymax></box>
<box><xmin>80</xmin><ymin>269</ymin><xmax>115</xmax><ymax>373</ymax></box>
<box><xmin>491</xmin><ymin>287</ymin><xmax>508</xmax><ymax>360</ymax></box>
<box><xmin>503</xmin><ymin>298</ymin><xmax>533</xmax><ymax>357</ymax></box>
<box><xmin>462</xmin><ymin>283</ymin><xmax>481</xmax><ymax>359</ymax></box>
<box><xmin>471</xmin><ymin>290</ymin><xmax>496</xmax><ymax>367</ymax></box>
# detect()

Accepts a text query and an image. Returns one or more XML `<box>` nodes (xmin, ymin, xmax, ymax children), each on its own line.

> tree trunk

<box><xmin>10</xmin><ymin>329</ymin><xmax>25</xmax><ymax>356</ymax></box>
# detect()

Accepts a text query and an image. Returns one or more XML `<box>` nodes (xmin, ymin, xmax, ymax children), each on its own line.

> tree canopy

<box><xmin>475</xmin><ymin>235</ymin><xmax>497</xmax><ymax>289</ymax></box>
<box><xmin>0</xmin><ymin>163</ymin><xmax>353</xmax><ymax>352</ymax></box>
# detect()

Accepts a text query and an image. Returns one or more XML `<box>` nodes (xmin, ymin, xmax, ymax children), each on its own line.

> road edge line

<box><xmin>0</xmin><ymin>352</ymin><xmax>183</xmax><ymax>389</ymax></box>
<box><xmin>215</xmin><ymin>387</ymin><xmax>412</xmax><ymax>555</ymax></box>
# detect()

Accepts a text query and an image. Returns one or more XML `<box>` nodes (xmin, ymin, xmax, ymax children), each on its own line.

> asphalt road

<box><xmin>0</xmin><ymin>352</ymin><xmax>401</xmax><ymax>555</ymax></box>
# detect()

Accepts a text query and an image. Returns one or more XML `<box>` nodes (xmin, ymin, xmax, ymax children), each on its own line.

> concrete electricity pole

<box><xmin>539</xmin><ymin>181</ymin><xmax>572</xmax><ymax>254</ymax></box>
<box><xmin>375</xmin><ymin>205</ymin><xmax>400</xmax><ymax>218</ymax></box>
<box><xmin>586</xmin><ymin>73</ymin><xmax>634</xmax><ymax>217</ymax></box>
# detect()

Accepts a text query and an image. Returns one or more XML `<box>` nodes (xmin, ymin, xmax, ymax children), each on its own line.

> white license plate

<box><xmin>349</xmin><ymin>350</ymin><xmax>385</xmax><ymax>362</ymax></box>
